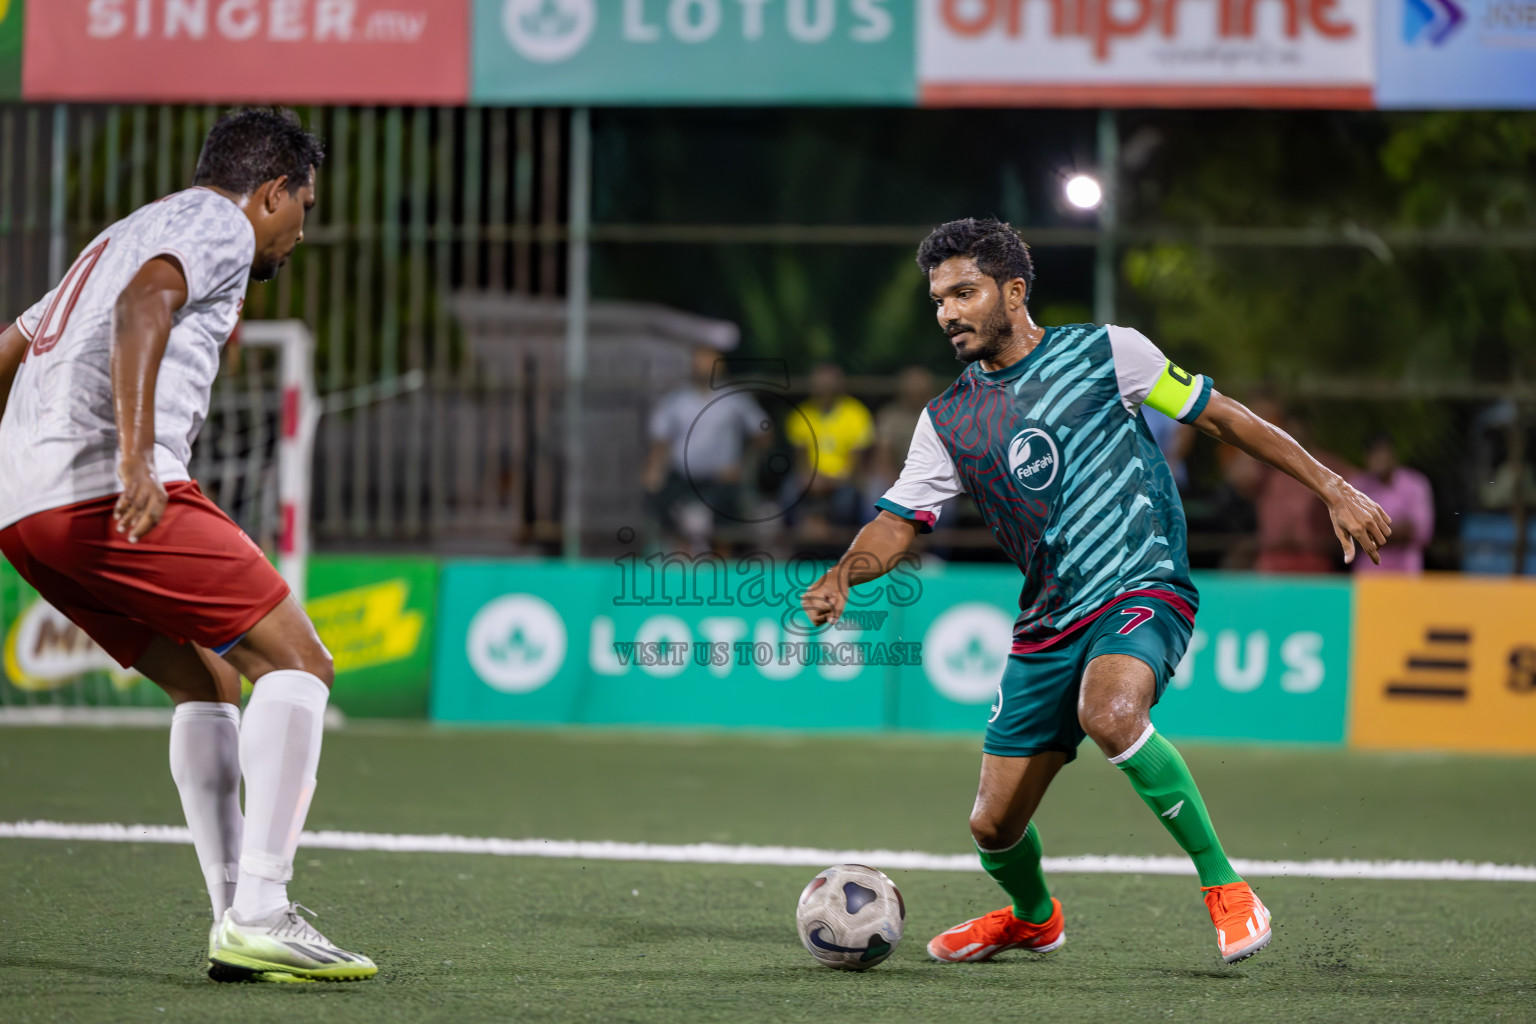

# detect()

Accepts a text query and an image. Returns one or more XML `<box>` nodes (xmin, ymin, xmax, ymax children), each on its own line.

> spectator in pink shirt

<box><xmin>1349</xmin><ymin>435</ymin><xmax>1433</xmax><ymax>573</ymax></box>
<box><xmin>1251</xmin><ymin>400</ymin><xmax>1346</xmax><ymax>574</ymax></box>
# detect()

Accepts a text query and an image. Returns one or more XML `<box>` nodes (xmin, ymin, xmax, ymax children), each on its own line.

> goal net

<box><xmin>0</xmin><ymin>321</ymin><xmax>317</xmax><ymax>719</ymax></box>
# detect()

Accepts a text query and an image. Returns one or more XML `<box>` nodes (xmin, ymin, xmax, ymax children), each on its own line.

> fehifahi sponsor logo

<box><xmin>1008</xmin><ymin>427</ymin><xmax>1059</xmax><ymax>492</ymax></box>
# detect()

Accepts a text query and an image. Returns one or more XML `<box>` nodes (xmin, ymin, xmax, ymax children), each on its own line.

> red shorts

<box><xmin>0</xmin><ymin>481</ymin><xmax>290</xmax><ymax>669</ymax></box>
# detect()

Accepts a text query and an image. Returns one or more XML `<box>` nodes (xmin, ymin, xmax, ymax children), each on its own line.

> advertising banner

<box><xmin>432</xmin><ymin>558</ymin><xmax>907</xmax><ymax>728</ymax></box>
<box><xmin>895</xmin><ymin>570</ymin><xmax>1353</xmax><ymax>743</ymax></box>
<box><xmin>472</xmin><ymin>0</ymin><xmax>915</xmax><ymax>104</ymax></box>
<box><xmin>1</xmin><ymin>560</ymin><xmax>160</xmax><ymax>708</ymax></box>
<box><xmin>0</xmin><ymin>0</ymin><xmax>21</xmax><ymax>100</ymax></box>
<box><xmin>918</xmin><ymin>0</ymin><xmax>1377</xmax><ymax>107</ymax></box>
<box><xmin>0</xmin><ymin>556</ymin><xmax>436</xmax><ymax>719</ymax></box>
<box><xmin>432</xmin><ymin>559</ymin><xmax>1352</xmax><ymax>744</ymax></box>
<box><xmin>306</xmin><ymin>556</ymin><xmax>437</xmax><ymax>718</ymax></box>
<box><xmin>888</xmin><ymin>563</ymin><xmax>1027</xmax><ymax>733</ymax></box>
<box><xmin>1157</xmin><ymin>575</ymin><xmax>1351</xmax><ymax>742</ymax></box>
<box><xmin>23</xmin><ymin>0</ymin><xmax>470</xmax><ymax>104</ymax></box>
<box><xmin>1349</xmin><ymin>575</ymin><xmax>1536</xmax><ymax>754</ymax></box>
<box><xmin>1376</xmin><ymin>0</ymin><xmax>1536</xmax><ymax>108</ymax></box>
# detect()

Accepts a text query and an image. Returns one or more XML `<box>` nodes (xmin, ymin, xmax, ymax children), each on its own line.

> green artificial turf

<box><xmin>2</xmin><ymin>727</ymin><xmax>1534</xmax><ymax>1023</ymax></box>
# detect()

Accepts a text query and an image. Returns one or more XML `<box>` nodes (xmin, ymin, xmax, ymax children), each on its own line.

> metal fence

<box><xmin>0</xmin><ymin>103</ymin><xmax>581</xmax><ymax>553</ymax></box>
<box><xmin>3</xmin><ymin>103</ymin><xmax>1532</xmax><ymax>569</ymax></box>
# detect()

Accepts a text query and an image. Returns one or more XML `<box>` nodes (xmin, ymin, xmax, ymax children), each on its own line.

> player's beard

<box><xmin>950</xmin><ymin>299</ymin><xmax>1014</xmax><ymax>364</ymax></box>
<box><xmin>249</xmin><ymin>256</ymin><xmax>284</xmax><ymax>283</ymax></box>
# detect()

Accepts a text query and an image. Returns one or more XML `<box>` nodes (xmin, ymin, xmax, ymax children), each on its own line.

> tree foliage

<box><xmin>1122</xmin><ymin>111</ymin><xmax>1536</xmax><ymax>390</ymax></box>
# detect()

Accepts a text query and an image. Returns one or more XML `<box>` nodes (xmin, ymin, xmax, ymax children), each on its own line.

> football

<box><xmin>794</xmin><ymin>864</ymin><xmax>906</xmax><ymax>971</ymax></box>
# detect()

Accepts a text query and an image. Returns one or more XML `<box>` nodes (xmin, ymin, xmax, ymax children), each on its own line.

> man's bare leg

<box><xmin>970</xmin><ymin>751</ymin><xmax>1067</xmax><ymax>850</ymax></box>
<box><xmin>927</xmin><ymin>751</ymin><xmax>1070</xmax><ymax>962</ymax></box>
<box><xmin>1079</xmin><ymin>654</ymin><xmax>1270</xmax><ymax>963</ymax></box>
<box><xmin>968</xmin><ymin>751</ymin><xmax>1068</xmax><ymax>924</ymax></box>
<box><xmin>1077</xmin><ymin>654</ymin><xmax>1241</xmax><ymax>886</ymax></box>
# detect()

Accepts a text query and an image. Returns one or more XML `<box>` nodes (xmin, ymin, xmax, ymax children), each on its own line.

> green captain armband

<box><xmin>1145</xmin><ymin>360</ymin><xmax>1212</xmax><ymax>424</ymax></box>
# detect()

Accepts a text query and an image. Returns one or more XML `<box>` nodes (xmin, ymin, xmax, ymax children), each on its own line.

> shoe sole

<box><xmin>926</xmin><ymin>933</ymin><xmax>1066</xmax><ymax>963</ymax></box>
<box><xmin>208</xmin><ymin>953</ymin><xmax>377</xmax><ymax>983</ymax></box>
<box><xmin>208</xmin><ymin>962</ymin><xmax>317</xmax><ymax>984</ymax></box>
<box><xmin>1221</xmin><ymin>927</ymin><xmax>1272</xmax><ymax>964</ymax></box>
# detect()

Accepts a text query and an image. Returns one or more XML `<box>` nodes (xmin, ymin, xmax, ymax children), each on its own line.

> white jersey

<box><xmin>0</xmin><ymin>188</ymin><xmax>253</xmax><ymax>530</ymax></box>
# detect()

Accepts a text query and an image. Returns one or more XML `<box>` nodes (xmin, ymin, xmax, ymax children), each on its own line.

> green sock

<box><xmin>1113</xmin><ymin>728</ymin><xmax>1243</xmax><ymax>888</ymax></box>
<box><xmin>976</xmin><ymin>821</ymin><xmax>1054</xmax><ymax>924</ymax></box>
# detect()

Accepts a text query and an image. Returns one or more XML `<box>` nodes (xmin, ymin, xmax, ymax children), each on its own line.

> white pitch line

<box><xmin>3</xmin><ymin>821</ymin><xmax>1534</xmax><ymax>883</ymax></box>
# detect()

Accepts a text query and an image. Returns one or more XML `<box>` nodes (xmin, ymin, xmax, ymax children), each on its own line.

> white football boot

<box><xmin>208</xmin><ymin>904</ymin><xmax>377</xmax><ymax>983</ymax></box>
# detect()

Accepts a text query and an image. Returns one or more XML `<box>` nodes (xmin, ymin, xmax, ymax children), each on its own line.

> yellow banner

<box><xmin>1350</xmin><ymin>575</ymin><xmax>1536</xmax><ymax>753</ymax></box>
<box><xmin>306</xmin><ymin>580</ymin><xmax>424</xmax><ymax>675</ymax></box>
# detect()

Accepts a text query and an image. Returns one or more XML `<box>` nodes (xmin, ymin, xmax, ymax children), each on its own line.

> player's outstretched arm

<box><xmin>0</xmin><ymin>321</ymin><xmax>28</xmax><ymax>424</ymax></box>
<box><xmin>111</xmin><ymin>256</ymin><xmax>190</xmax><ymax>543</ymax></box>
<box><xmin>801</xmin><ymin>511</ymin><xmax>921</xmax><ymax>626</ymax></box>
<box><xmin>1193</xmin><ymin>391</ymin><xmax>1392</xmax><ymax>565</ymax></box>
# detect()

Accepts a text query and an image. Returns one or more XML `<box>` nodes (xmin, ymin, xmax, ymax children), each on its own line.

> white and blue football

<box><xmin>794</xmin><ymin>864</ymin><xmax>905</xmax><ymax>971</ymax></box>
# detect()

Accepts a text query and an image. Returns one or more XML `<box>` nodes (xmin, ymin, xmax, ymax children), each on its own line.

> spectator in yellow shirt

<box><xmin>783</xmin><ymin>363</ymin><xmax>875</xmax><ymax>536</ymax></box>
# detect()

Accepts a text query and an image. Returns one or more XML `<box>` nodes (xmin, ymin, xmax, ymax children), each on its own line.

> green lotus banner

<box><xmin>431</xmin><ymin>559</ymin><xmax>905</xmax><ymax>729</ymax></box>
<box><xmin>431</xmin><ymin>560</ymin><xmax>1353</xmax><ymax>744</ymax></box>
<box><xmin>895</xmin><ymin>569</ymin><xmax>1353</xmax><ymax>744</ymax></box>
<box><xmin>472</xmin><ymin>0</ymin><xmax>915</xmax><ymax>105</ymax></box>
<box><xmin>1154</xmin><ymin>574</ymin><xmax>1353</xmax><ymax>744</ymax></box>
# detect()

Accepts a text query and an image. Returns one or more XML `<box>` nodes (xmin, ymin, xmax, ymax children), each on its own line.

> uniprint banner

<box><xmin>1376</xmin><ymin>0</ymin><xmax>1536</xmax><ymax>108</ymax></box>
<box><xmin>472</xmin><ymin>0</ymin><xmax>916</xmax><ymax>104</ymax></box>
<box><xmin>1349</xmin><ymin>574</ymin><xmax>1536</xmax><ymax>754</ymax></box>
<box><xmin>918</xmin><ymin>0</ymin><xmax>1378</xmax><ymax>107</ymax></box>
<box><xmin>0</xmin><ymin>0</ymin><xmax>22</xmax><ymax>99</ymax></box>
<box><xmin>23</xmin><ymin>0</ymin><xmax>471</xmax><ymax>104</ymax></box>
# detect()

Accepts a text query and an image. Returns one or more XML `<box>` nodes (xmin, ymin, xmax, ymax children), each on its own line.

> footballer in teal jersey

<box><xmin>803</xmin><ymin>218</ymin><xmax>1391</xmax><ymax>967</ymax></box>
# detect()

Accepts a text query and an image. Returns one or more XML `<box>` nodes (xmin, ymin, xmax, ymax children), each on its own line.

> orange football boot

<box><xmin>926</xmin><ymin>898</ymin><xmax>1065</xmax><ymax>963</ymax></box>
<box><xmin>1203</xmin><ymin>881</ymin><xmax>1272</xmax><ymax>963</ymax></box>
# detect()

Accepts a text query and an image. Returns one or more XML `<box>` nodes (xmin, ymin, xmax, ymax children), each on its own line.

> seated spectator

<box><xmin>783</xmin><ymin>363</ymin><xmax>874</xmax><ymax>538</ymax></box>
<box><xmin>644</xmin><ymin>346</ymin><xmax>769</xmax><ymax>554</ymax></box>
<box><xmin>1349</xmin><ymin>434</ymin><xmax>1433</xmax><ymax>573</ymax></box>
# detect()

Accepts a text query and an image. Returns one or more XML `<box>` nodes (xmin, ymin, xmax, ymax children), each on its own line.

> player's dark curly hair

<box><xmin>193</xmin><ymin>108</ymin><xmax>325</xmax><ymax>196</ymax></box>
<box><xmin>916</xmin><ymin>218</ymin><xmax>1036</xmax><ymax>298</ymax></box>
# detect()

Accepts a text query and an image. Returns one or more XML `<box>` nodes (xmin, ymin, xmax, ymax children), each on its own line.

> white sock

<box><xmin>169</xmin><ymin>701</ymin><xmax>243</xmax><ymax>920</ymax></box>
<box><xmin>231</xmin><ymin>670</ymin><xmax>328</xmax><ymax>923</ymax></box>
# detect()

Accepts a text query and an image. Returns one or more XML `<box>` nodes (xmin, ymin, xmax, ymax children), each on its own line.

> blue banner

<box><xmin>1376</xmin><ymin>0</ymin><xmax>1536</xmax><ymax>107</ymax></box>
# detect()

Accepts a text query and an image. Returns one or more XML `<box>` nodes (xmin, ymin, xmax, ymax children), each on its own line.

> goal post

<box><xmin>237</xmin><ymin>320</ymin><xmax>319</xmax><ymax>604</ymax></box>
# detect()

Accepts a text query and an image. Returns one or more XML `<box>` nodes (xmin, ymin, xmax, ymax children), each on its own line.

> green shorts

<box><xmin>984</xmin><ymin>596</ymin><xmax>1193</xmax><ymax>763</ymax></box>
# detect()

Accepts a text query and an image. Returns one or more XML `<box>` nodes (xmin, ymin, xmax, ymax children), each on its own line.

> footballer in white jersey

<box><xmin>1</xmin><ymin>186</ymin><xmax>254</xmax><ymax>528</ymax></box>
<box><xmin>0</xmin><ymin>109</ymin><xmax>376</xmax><ymax>983</ymax></box>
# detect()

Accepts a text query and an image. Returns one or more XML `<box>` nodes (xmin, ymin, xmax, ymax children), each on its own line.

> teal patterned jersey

<box><xmin>877</xmin><ymin>324</ymin><xmax>1213</xmax><ymax>650</ymax></box>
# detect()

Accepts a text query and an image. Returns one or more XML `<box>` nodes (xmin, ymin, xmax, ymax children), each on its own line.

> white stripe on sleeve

<box><xmin>1106</xmin><ymin>324</ymin><xmax>1167</xmax><ymax>415</ymax></box>
<box><xmin>879</xmin><ymin>408</ymin><xmax>964</xmax><ymax>526</ymax></box>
